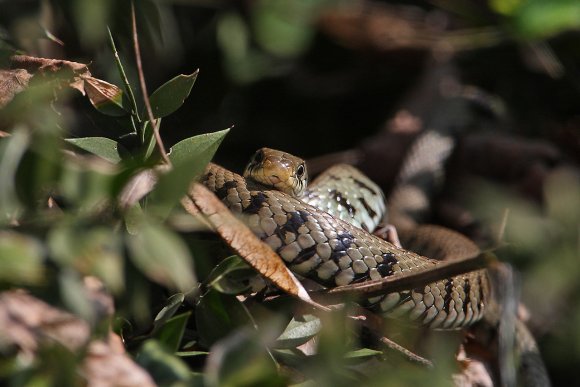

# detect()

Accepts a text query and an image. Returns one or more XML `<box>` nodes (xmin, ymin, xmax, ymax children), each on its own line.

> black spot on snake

<box><xmin>376</xmin><ymin>252</ymin><xmax>398</xmax><ymax>276</ymax></box>
<box><xmin>243</xmin><ymin>192</ymin><xmax>268</xmax><ymax>214</ymax></box>
<box><xmin>382</xmin><ymin>252</ymin><xmax>398</xmax><ymax>265</ymax></box>
<box><xmin>351</xmin><ymin>271</ymin><xmax>370</xmax><ymax>283</ymax></box>
<box><xmin>353</xmin><ymin>178</ymin><xmax>378</xmax><ymax>195</ymax></box>
<box><xmin>443</xmin><ymin>279</ymin><xmax>454</xmax><ymax>314</ymax></box>
<box><xmin>359</xmin><ymin>197</ymin><xmax>377</xmax><ymax>219</ymax></box>
<box><xmin>273</xmin><ymin>211</ymin><xmax>309</xmax><ymax>241</ymax></box>
<box><xmin>329</xmin><ymin>189</ymin><xmax>356</xmax><ymax>217</ymax></box>
<box><xmin>215</xmin><ymin>180</ymin><xmax>238</xmax><ymax>201</ymax></box>
<box><xmin>291</xmin><ymin>245</ymin><xmax>318</xmax><ymax>265</ymax></box>
<box><xmin>330</xmin><ymin>250</ymin><xmax>347</xmax><ymax>264</ymax></box>
<box><xmin>327</xmin><ymin>233</ymin><xmax>354</xmax><ymax>263</ymax></box>
<box><xmin>462</xmin><ymin>279</ymin><xmax>472</xmax><ymax>314</ymax></box>
<box><xmin>376</xmin><ymin>263</ymin><xmax>393</xmax><ymax>276</ymax></box>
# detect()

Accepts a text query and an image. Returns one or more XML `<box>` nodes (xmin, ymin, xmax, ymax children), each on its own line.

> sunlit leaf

<box><xmin>344</xmin><ymin>348</ymin><xmax>382</xmax><ymax>359</ymax></box>
<box><xmin>153</xmin><ymin>293</ymin><xmax>185</xmax><ymax>333</ymax></box>
<box><xmin>149</xmin><ymin>71</ymin><xmax>198</xmax><ymax>118</ymax></box>
<box><xmin>151</xmin><ymin>128</ymin><xmax>229</xmax><ymax>214</ymax></box>
<box><xmin>65</xmin><ymin>137</ymin><xmax>128</xmax><ymax>164</ymax></box>
<box><xmin>275</xmin><ymin>315</ymin><xmax>321</xmax><ymax>349</ymax></box>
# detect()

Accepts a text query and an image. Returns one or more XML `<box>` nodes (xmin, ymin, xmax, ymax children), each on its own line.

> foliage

<box><xmin>1</xmin><ymin>0</ymin><xmax>579</xmax><ymax>386</ymax></box>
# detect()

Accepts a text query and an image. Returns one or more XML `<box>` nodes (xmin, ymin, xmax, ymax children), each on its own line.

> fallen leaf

<box><xmin>182</xmin><ymin>183</ymin><xmax>328</xmax><ymax>311</ymax></box>
<box><xmin>0</xmin><ymin>69</ymin><xmax>33</xmax><ymax>108</ymax></box>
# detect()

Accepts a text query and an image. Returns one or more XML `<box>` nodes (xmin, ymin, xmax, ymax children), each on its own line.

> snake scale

<box><xmin>202</xmin><ymin>148</ymin><xmax>490</xmax><ymax>329</ymax></box>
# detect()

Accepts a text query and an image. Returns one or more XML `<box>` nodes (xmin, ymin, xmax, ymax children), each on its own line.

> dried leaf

<box><xmin>84</xmin><ymin>338</ymin><xmax>156</xmax><ymax>387</ymax></box>
<box><xmin>0</xmin><ymin>69</ymin><xmax>32</xmax><ymax>108</ymax></box>
<box><xmin>0</xmin><ymin>288</ymin><xmax>153</xmax><ymax>386</ymax></box>
<box><xmin>10</xmin><ymin>55</ymin><xmax>90</xmax><ymax>76</ymax></box>
<box><xmin>83</xmin><ymin>76</ymin><xmax>127</xmax><ymax>116</ymax></box>
<box><xmin>182</xmin><ymin>183</ymin><xmax>327</xmax><ymax>311</ymax></box>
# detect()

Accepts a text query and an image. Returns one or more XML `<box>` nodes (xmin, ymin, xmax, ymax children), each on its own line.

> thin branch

<box><xmin>349</xmin><ymin>305</ymin><xmax>434</xmax><ymax>367</ymax></box>
<box><xmin>311</xmin><ymin>252</ymin><xmax>494</xmax><ymax>303</ymax></box>
<box><xmin>130</xmin><ymin>1</ymin><xmax>171</xmax><ymax>165</ymax></box>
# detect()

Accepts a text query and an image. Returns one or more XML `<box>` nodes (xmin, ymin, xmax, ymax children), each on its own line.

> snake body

<box><xmin>203</xmin><ymin>149</ymin><xmax>490</xmax><ymax>329</ymax></box>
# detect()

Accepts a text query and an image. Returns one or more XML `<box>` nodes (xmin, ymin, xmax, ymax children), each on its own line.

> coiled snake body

<box><xmin>203</xmin><ymin>148</ymin><xmax>490</xmax><ymax>329</ymax></box>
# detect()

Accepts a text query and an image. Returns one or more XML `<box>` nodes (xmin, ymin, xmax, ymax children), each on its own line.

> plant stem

<box><xmin>130</xmin><ymin>1</ymin><xmax>171</xmax><ymax>165</ymax></box>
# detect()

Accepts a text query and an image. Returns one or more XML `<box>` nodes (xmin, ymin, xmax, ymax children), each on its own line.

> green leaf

<box><xmin>344</xmin><ymin>348</ymin><xmax>383</xmax><ymax>359</ymax></box>
<box><xmin>151</xmin><ymin>128</ymin><xmax>229</xmax><ymax>214</ymax></box>
<box><xmin>176</xmin><ymin>351</ymin><xmax>209</xmax><ymax>357</ymax></box>
<box><xmin>142</xmin><ymin>121</ymin><xmax>158</xmax><ymax>160</ymax></box>
<box><xmin>48</xmin><ymin>225</ymin><xmax>124</xmax><ymax>294</ymax></box>
<box><xmin>204</xmin><ymin>329</ymin><xmax>286</xmax><ymax>387</ymax></box>
<box><xmin>195</xmin><ymin>289</ymin><xmax>252</xmax><ymax>347</ymax></box>
<box><xmin>153</xmin><ymin>293</ymin><xmax>185</xmax><ymax>333</ymax></box>
<box><xmin>59</xmin><ymin>158</ymin><xmax>118</xmax><ymax>210</ymax></box>
<box><xmin>149</xmin><ymin>71</ymin><xmax>198</xmax><ymax>118</ymax></box>
<box><xmin>65</xmin><ymin>137</ymin><xmax>128</xmax><ymax>163</ymax></box>
<box><xmin>168</xmin><ymin>128</ymin><xmax>230</xmax><ymax>167</ymax></box>
<box><xmin>512</xmin><ymin>0</ymin><xmax>580</xmax><ymax>39</ymax></box>
<box><xmin>135</xmin><ymin>340</ymin><xmax>192</xmax><ymax>385</ymax></box>
<box><xmin>127</xmin><ymin>221</ymin><xmax>197</xmax><ymax>292</ymax></box>
<box><xmin>206</xmin><ymin>255</ymin><xmax>255</xmax><ymax>294</ymax></box>
<box><xmin>0</xmin><ymin>130</ymin><xmax>29</xmax><ymax>219</ymax></box>
<box><xmin>275</xmin><ymin>315</ymin><xmax>321</xmax><ymax>349</ymax></box>
<box><xmin>0</xmin><ymin>231</ymin><xmax>44</xmax><ymax>286</ymax></box>
<box><xmin>154</xmin><ymin>312</ymin><xmax>191</xmax><ymax>353</ymax></box>
<box><xmin>253</xmin><ymin>0</ymin><xmax>318</xmax><ymax>58</ymax></box>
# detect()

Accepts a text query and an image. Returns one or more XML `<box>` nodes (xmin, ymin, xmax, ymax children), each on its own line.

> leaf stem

<box><xmin>107</xmin><ymin>27</ymin><xmax>141</xmax><ymax>137</ymax></box>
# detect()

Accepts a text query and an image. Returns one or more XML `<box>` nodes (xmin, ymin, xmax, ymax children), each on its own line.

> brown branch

<box><xmin>130</xmin><ymin>1</ymin><xmax>171</xmax><ymax>165</ymax></box>
<box><xmin>311</xmin><ymin>252</ymin><xmax>494</xmax><ymax>303</ymax></box>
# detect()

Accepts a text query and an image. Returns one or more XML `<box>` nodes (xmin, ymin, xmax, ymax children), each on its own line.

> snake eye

<box><xmin>296</xmin><ymin>164</ymin><xmax>305</xmax><ymax>178</ymax></box>
<box><xmin>253</xmin><ymin>150</ymin><xmax>264</xmax><ymax>164</ymax></box>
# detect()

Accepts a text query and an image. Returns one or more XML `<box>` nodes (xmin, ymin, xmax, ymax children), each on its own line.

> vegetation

<box><xmin>1</xmin><ymin>1</ymin><xmax>579</xmax><ymax>386</ymax></box>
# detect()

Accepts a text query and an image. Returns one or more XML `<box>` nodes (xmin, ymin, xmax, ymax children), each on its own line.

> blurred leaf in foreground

<box><xmin>0</xmin><ymin>232</ymin><xmax>44</xmax><ymax>286</ymax></box>
<box><xmin>127</xmin><ymin>220</ymin><xmax>197</xmax><ymax>292</ymax></box>
<box><xmin>204</xmin><ymin>329</ymin><xmax>286</xmax><ymax>387</ymax></box>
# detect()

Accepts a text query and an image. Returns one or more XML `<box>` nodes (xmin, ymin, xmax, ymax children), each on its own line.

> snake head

<box><xmin>243</xmin><ymin>147</ymin><xmax>308</xmax><ymax>197</ymax></box>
